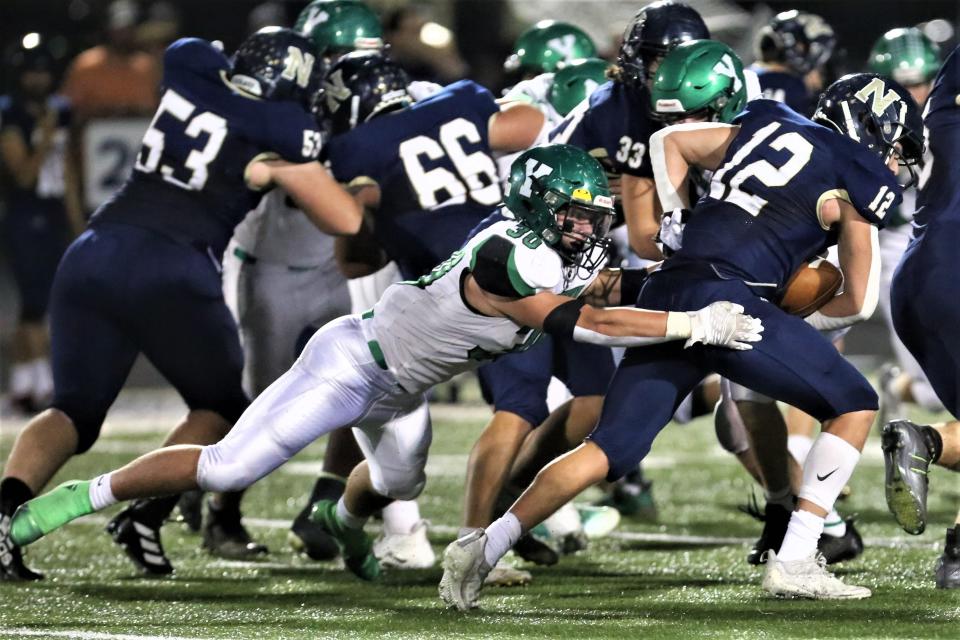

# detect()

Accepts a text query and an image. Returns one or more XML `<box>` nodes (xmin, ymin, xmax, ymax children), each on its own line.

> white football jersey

<box><xmin>367</xmin><ymin>217</ymin><xmax>604</xmax><ymax>394</ymax></box>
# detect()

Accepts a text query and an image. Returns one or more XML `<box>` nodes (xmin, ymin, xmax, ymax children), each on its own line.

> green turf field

<box><xmin>1</xmin><ymin>391</ymin><xmax>958</xmax><ymax>639</ymax></box>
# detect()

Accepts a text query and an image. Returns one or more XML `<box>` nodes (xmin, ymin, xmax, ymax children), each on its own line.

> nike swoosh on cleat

<box><xmin>817</xmin><ymin>468</ymin><xmax>839</xmax><ymax>481</ymax></box>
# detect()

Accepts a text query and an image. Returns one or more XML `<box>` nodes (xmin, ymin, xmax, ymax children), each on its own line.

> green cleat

<box><xmin>308</xmin><ymin>499</ymin><xmax>380</xmax><ymax>581</ymax></box>
<box><xmin>11</xmin><ymin>480</ymin><xmax>93</xmax><ymax>546</ymax></box>
<box><xmin>881</xmin><ymin>420</ymin><xmax>935</xmax><ymax>535</ymax></box>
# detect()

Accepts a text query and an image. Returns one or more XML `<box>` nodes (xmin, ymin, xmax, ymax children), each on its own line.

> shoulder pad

<box><xmin>469</xmin><ymin>232</ymin><xmax>561</xmax><ymax>297</ymax></box>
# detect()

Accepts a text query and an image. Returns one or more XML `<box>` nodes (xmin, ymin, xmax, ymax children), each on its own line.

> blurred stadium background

<box><xmin>0</xmin><ymin>0</ymin><xmax>959</xmax><ymax>390</ymax></box>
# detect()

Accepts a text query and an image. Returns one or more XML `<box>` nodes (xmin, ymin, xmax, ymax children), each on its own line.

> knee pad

<box><xmin>196</xmin><ymin>445</ymin><xmax>259</xmax><ymax>493</ymax></box>
<box><xmin>370</xmin><ymin>467</ymin><xmax>426</xmax><ymax>502</ymax></box>
<box><xmin>714</xmin><ymin>397</ymin><xmax>750</xmax><ymax>455</ymax></box>
<box><xmin>51</xmin><ymin>398</ymin><xmax>105</xmax><ymax>454</ymax></box>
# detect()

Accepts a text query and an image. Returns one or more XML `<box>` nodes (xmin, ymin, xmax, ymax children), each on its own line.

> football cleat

<box><xmin>373</xmin><ymin>519</ymin><xmax>436</xmax><ymax>569</ymax></box>
<box><xmin>483</xmin><ymin>561</ymin><xmax>532</xmax><ymax>587</ymax></box>
<box><xmin>512</xmin><ymin>532</ymin><xmax>558</xmax><ymax>566</ymax></box>
<box><xmin>596</xmin><ymin>477</ymin><xmax>657</xmax><ymax>521</ymax></box>
<box><xmin>106</xmin><ymin>507</ymin><xmax>174</xmax><ymax>575</ymax></box>
<box><xmin>818</xmin><ymin>517</ymin><xmax>864</xmax><ymax>565</ymax></box>
<box><xmin>881</xmin><ymin>420</ymin><xmax>933</xmax><ymax>535</ymax></box>
<box><xmin>309</xmin><ymin>499</ymin><xmax>379</xmax><ymax>580</ymax></box>
<box><xmin>577</xmin><ymin>505</ymin><xmax>621</xmax><ymax>539</ymax></box>
<box><xmin>201</xmin><ymin>498</ymin><xmax>268</xmax><ymax>560</ymax></box>
<box><xmin>743</xmin><ymin>498</ymin><xmax>792</xmax><ymax>566</ymax></box>
<box><xmin>439</xmin><ymin>529</ymin><xmax>492</xmax><ymax>611</ymax></box>
<box><xmin>0</xmin><ymin>513</ymin><xmax>43</xmax><ymax>581</ymax></box>
<box><xmin>762</xmin><ymin>550</ymin><xmax>871</xmax><ymax>600</ymax></box>
<box><xmin>289</xmin><ymin>475</ymin><xmax>345</xmax><ymax>561</ymax></box>
<box><xmin>175</xmin><ymin>490</ymin><xmax>204</xmax><ymax>533</ymax></box>
<box><xmin>935</xmin><ymin>525</ymin><xmax>960</xmax><ymax>589</ymax></box>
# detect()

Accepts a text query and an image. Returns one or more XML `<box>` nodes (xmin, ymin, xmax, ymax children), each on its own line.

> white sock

<box><xmin>764</xmin><ymin>485</ymin><xmax>795</xmax><ymax>511</ymax></box>
<box><xmin>777</xmin><ymin>509</ymin><xmax>824</xmax><ymax>562</ymax></box>
<box><xmin>822</xmin><ymin>509</ymin><xmax>847</xmax><ymax>537</ymax></box>
<box><xmin>787</xmin><ymin>434</ymin><xmax>814</xmax><ymax>465</ymax></box>
<box><xmin>10</xmin><ymin>363</ymin><xmax>33</xmax><ymax>397</ymax></box>
<box><xmin>335</xmin><ymin>496</ymin><xmax>367</xmax><ymax>529</ymax></box>
<box><xmin>797</xmin><ymin>432</ymin><xmax>861</xmax><ymax>513</ymax></box>
<box><xmin>382</xmin><ymin>499</ymin><xmax>421</xmax><ymax>535</ymax></box>
<box><xmin>483</xmin><ymin>512</ymin><xmax>522</xmax><ymax>567</ymax></box>
<box><xmin>30</xmin><ymin>358</ymin><xmax>53</xmax><ymax>401</ymax></box>
<box><xmin>89</xmin><ymin>473</ymin><xmax>118</xmax><ymax>510</ymax></box>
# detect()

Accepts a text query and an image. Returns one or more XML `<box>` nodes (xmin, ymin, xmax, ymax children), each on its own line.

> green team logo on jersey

<box><xmin>407</xmin><ymin>250</ymin><xmax>464</xmax><ymax>289</ymax></box>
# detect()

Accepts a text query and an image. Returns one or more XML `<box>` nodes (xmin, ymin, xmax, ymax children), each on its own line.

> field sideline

<box><xmin>1</xmin><ymin>387</ymin><xmax>958</xmax><ymax>639</ymax></box>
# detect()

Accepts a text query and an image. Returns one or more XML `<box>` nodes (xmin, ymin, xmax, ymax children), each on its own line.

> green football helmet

<box><xmin>868</xmin><ymin>27</ymin><xmax>941</xmax><ymax>87</ymax></box>
<box><xmin>504</xmin><ymin>144</ymin><xmax>615</xmax><ymax>270</ymax></box>
<box><xmin>548</xmin><ymin>58</ymin><xmax>610</xmax><ymax>116</ymax></box>
<box><xmin>650</xmin><ymin>40</ymin><xmax>747</xmax><ymax>124</ymax></box>
<box><xmin>295</xmin><ymin>0</ymin><xmax>383</xmax><ymax>57</ymax></box>
<box><xmin>504</xmin><ymin>21</ymin><xmax>597</xmax><ymax>75</ymax></box>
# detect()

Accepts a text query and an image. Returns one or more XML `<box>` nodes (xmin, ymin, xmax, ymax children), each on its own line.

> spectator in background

<box><xmin>1</xmin><ymin>36</ymin><xmax>83</xmax><ymax>416</ymax></box>
<box><xmin>136</xmin><ymin>2</ymin><xmax>181</xmax><ymax>65</ymax></box>
<box><xmin>61</xmin><ymin>0</ymin><xmax>159</xmax><ymax>121</ymax></box>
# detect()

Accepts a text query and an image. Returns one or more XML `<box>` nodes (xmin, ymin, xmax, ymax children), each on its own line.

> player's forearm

<box><xmin>571</xmin><ymin>305</ymin><xmax>693</xmax><ymax>347</ymax></box>
<box><xmin>266</xmin><ymin>161</ymin><xmax>363</xmax><ymax>236</ymax></box>
<box><xmin>806</xmin><ymin>227</ymin><xmax>880</xmax><ymax>330</ymax></box>
<box><xmin>650</xmin><ymin>130</ymin><xmax>690</xmax><ymax>212</ymax></box>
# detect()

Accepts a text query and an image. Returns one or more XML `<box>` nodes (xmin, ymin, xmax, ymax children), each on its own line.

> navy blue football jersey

<box><xmin>548</xmin><ymin>80</ymin><xmax>660</xmax><ymax>178</ymax></box>
<box><xmin>91</xmin><ymin>38</ymin><xmax>323</xmax><ymax>255</ymax></box>
<box><xmin>0</xmin><ymin>94</ymin><xmax>71</xmax><ymax>207</ymax></box>
<box><xmin>326</xmin><ymin>80</ymin><xmax>501</xmax><ymax>278</ymax></box>
<box><xmin>749</xmin><ymin>65</ymin><xmax>812</xmax><ymax>117</ymax></box>
<box><xmin>914</xmin><ymin>44</ymin><xmax>960</xmax><ymax>229</ymax></box>
<box><xmin>673</xmin><ymin>99</ymin><xmax>901</xmax><ymax>289</ymax></box>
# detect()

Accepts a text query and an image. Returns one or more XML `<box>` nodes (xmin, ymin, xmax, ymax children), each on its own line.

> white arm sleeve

<box><xmin>806</xmin><ymin>226</ymin><xmax>881</xmax><ymax>330</ymax></box>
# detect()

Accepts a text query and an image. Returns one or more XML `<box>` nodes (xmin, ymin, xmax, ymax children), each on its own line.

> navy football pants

<box><xmin>49</xmin><ymin>223</ymin><xmax>249</xmax><ymax>452</ymax></box>
<box><xmin>891</xmin><ymin>226</ymin><xmax>960</xmax><ymax>417</ymax></box>
<box><xmin>589</xmin><ymin>265</ymin><xmax>877</xmax><ymax>480</ymax></box>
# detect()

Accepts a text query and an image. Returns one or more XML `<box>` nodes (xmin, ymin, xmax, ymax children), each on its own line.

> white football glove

<box><xmin>686</xmin><ymin>301</ymin><xmax>764</xmax><ymax>350</ymax></box>
<box><xmin>655</xmin><ymin>208</ymin><xmax>690</xmax><ymax>256</ymax></box>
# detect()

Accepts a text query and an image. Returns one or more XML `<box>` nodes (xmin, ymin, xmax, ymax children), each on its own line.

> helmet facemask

<box><xmin>532</xmin><ymin>181</ymin><xmax>614</xmax><ymax>272</ymax></box>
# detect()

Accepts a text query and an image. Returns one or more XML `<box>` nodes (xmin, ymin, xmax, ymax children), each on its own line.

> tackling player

<box><xmin>7</xmin><ymin>145</ymin><xmax>762</xmax><ymax>585</ymax></box>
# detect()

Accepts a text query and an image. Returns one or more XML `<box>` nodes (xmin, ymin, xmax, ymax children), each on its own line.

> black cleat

<box><xmin>175</xmin><ymin>490</ymin><xmax>204</xmax><ymax>533</ymax></box>
<box><xmin>202</xmin><ymin>499</ymin><xmax>268</xmax><ymax>560</ymax></box>
<box><xmin>881</xmin><ymin>420</ymin><xmax>934</xmax><ymax>535</ymax></box>
<box><xmin>743</xmin><ymin>499</ymin><xmax>792</xmax><ymax>566</ymax></box>
<box><xmin>106</xmin><ymin>507</ymin><xmax>174</xmax><ymax>575</ymax></box>
<box><xmin>936</xmin><ymin>526</ymin><xmax>960</xmax><ymax>589</ymax></box>
<box><xmin>818</xmin><ymin>517</ymin><xmax>864</xmax><ymax>564</ymax></box>
<box><xmin>0</xmin><ymin>513</ymin><xmax>43</xmax><ymax>581</ymax></box>
<box><xmin>513</xmin><ymin>532</ymin><xmax>559</xmax><ymax>566</ymax></box>
<box><xmin>289</xmin><ymin>506</ymin><xmax>340</xmax><ymax>561</ymax></box>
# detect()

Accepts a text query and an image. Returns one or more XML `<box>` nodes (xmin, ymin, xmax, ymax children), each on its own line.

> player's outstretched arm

<box><xmin>488</xmin><ymin>102</ymin><xmax>545</xmax><ymax>153</ymax></box>
<box><xmin>805</xmin><ymin>199</ymin><xmax>880</xmax><ymax>330</ymax></box>
<box><xmin>245</xmin><ymin>158</ymin><xmax>363</xmax><ymax>235</ymax></box>
<box><xmin>650</xmin><ymin>122</ymin><xmax>739</xmax><ymax>211</ymax></box>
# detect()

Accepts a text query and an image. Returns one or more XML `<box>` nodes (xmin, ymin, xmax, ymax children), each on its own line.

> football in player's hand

<box><xmin>780</xmin><ymin>259</ymin><xmax>843</xmax><ymax>317</ymax></box>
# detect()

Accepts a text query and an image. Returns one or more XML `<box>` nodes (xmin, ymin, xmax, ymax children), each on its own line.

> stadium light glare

<box><xmin>420</xmin><ymin>22</ymin><xmax>452</xmax><ymax>48</ymax></box>
<box><xmin>22</xmin><ymin>32</ymin><xmax>41</xmax><ymax>49</ymax></box>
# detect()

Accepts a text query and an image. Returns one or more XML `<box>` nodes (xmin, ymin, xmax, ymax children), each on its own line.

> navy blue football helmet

<box><xmin>756</xmin><ymin>10</ymin><xmax>836</xmax><ymax>75</ymax></box>
<box><xmin>618</xmin><ymin>0</ymin><xmax>709</xmax><ymax>88</ymax></box>
<box><xmin>814</xmin><ymin>73</ymin><xmax>924</xmax><ymax>185</ymax></box>
<box><xmin>321</xmin><ymin>51</ymin><xmax>411</xmax><ymax>135</ymax></box>
<box><xmin>231</xmin><ymin>27</ymin><xmax>324</xmax><ymax>111</ymax></box>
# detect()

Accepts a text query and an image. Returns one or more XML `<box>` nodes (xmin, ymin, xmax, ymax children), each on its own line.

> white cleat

<box><xmin>373</xmin><ymin>520</ymin><xmax>436</xmax><ymax>569</ymax></box>
<box><xmin>439</xmin><ymin>529</ymin><xmax>492</xmax><ymax>611</ymax></box>
<box><xmin>762</xmin><ymin>550</ymin><xmax>871</xmax><ymax>600</ymax></box>
<box><xmin>483</xmin><ymin>561</ymin><xmax>532</xmax><ymax>587</ymax></box>
<box><xmin>576</xmin><ymin>505</ymin><xmax>621</xmax><ymax>540</ymax></box>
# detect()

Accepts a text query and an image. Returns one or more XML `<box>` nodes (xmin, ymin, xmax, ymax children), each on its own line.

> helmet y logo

<box><xmin>301</xmin><ymin>8</ymin><xmax>330</xmax><ymax>34</ymax></box>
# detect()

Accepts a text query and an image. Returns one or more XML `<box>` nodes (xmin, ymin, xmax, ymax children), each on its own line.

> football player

<box><xmin>7</xmin><ymin>145</ymin><xmax>762</xmax><ymax>584</ymax></box>
<box><xmin>0</xmin><ymin>37</ymin><xmax>83</xmax><ymax>416</ymax></box>
<box><xmin>867</xmin><ymin>27</ymin><xmax>944</xmax><ymax>424</ymax></box>
<box><xmin>884</xmin><ymin>43</ymin><xmax>960</xmax><ymax>590</ymax></box>
<box><xmin>443</xmin><ymin>73</ymin><xmax>922</xmax><ymax>608</ymax></box>
<box><xmin>750</xmin><ymin>10</ymin><xmax>836</xmax><ymax>116</ymax></box>
<box><xmin>0</xmin><ymin>27</ymin><xmax>362</xmax><ymax>580</ymax></box>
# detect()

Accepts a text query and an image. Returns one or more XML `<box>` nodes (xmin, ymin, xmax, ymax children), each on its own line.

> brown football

<box><xmin>780</xmin><ymin>259</ymin><xmax>843</xmax><ymax>317</ymax></box>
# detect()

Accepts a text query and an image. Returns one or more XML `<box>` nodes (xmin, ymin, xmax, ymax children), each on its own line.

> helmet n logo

<box><xmin>323</xmin><ymin>69</ymin><xmax>351</xmax><ymax>112</ymax></box>
<box><xmin>518</xmin><ymin>159</ymin><xmax>554</xmax><ymax>197</ymax></box>
<box><xmin>712</xmin><ymin>54</ymin><xmax>743</xmax><ymax>93</ymax></box>
<box><xmin>282</xmin><ymin>46</ymin><xmax>316</xmax><ymax>89</ymax></box>
<box><xmin>547</xmin><ymin>35</ymin><xmax>578</xmax><ymax>62</ymax></box>
<box><xmin>854</xmin><ymin>78</ymin><xmax>900</xmax><ymax>116</ymax></box>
